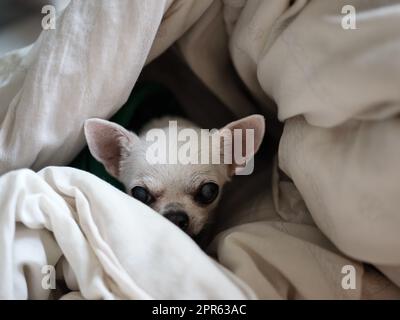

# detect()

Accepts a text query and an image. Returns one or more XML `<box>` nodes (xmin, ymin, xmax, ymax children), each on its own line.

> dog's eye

<box><xmin>131</xmin><ymin>186</ymin><xmax>153</xmax><ymax>204</ymax></box>
<box><xmin>195</xmin><ymin>182</ymin><xmax>219</xmax><ymax>205</ymax></box>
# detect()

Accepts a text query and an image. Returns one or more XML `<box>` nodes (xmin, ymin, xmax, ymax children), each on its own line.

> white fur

<box><xmin>84</xmin><ymin>115</ymin><xmax>265</xmax><ymax>236</ymax></box>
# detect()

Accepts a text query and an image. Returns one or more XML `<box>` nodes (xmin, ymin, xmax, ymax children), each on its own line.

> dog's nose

<box><xmin>163</xmin><ymin>211</ymin><xmax>189</xmax><ymax>231</ymax></box>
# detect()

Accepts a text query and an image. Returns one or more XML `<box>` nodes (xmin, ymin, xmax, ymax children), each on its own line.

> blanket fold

<box><xmin>0</xmin><ymin>167</ymin><xmax>255</xmax><ymax>299</ymax></box>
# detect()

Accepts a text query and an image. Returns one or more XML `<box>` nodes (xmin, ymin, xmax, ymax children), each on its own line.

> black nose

<box><xmin>163</xmin><ymin>211</ymin><xmax>189</xmax><ymax>231</ymax></box>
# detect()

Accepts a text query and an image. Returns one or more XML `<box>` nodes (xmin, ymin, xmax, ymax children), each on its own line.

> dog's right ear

<box><xmin>84</xmin><ymin>118</ymin><xmax>138</xmax><ymax>178</ymax></box>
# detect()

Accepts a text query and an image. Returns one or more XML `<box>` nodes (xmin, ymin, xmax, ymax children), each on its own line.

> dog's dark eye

<box><xmin>131</xmin><ymin>186</ymin><xmax>153</xmax><ymax>204</ymax></box>
<box><xmin>195</xmin><ymin>182</ymin><xmax>219</xmax><ymax>205</ymax></box>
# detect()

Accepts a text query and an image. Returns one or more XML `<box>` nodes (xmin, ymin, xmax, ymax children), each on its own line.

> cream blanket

<box><xmin>0</xmin><ymin>167</ymin><xmax>253</xmax><ymax>299</ymax></box>
<box><xmin>0</xmin><ymin>0</ymin><xmax>399</xmax><ymax>299</ymax></box>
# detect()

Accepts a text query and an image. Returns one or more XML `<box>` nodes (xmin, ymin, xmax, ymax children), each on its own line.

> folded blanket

<box><xmin>0</xmin><ymin>166</ymin><xmax>254</xmax><ymax>299</ymax></box>
<box><xmin>0</xmin><ymin>0</ymin><xmax>211</xmax><ymax>174</ymax></box>
<box><xmin>180</xmin><ymin>0</ymin><xmax>400</xmax><ymax>294</ymax></box>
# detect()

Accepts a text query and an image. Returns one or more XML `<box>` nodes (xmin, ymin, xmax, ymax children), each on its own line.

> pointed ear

<box><xmin>220</xmin><ymin>114</ymin><xmax>265</xmax><ymax>176</ymax></box>
<box><xmin>84</xmin><ymin>118</ymin><xmax>138</xmax><ymax>178</ymax></box>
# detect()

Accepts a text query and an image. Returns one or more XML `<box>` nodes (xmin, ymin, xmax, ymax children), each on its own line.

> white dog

<box><xmin>84</xmin><ymin>115</ymin><xmax>265</xmax><ymax>236</ymax></box>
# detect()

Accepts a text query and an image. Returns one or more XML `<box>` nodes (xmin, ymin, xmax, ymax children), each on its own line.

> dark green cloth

<box><xmin>70</xmin><ymin>82</ymin><xmax>184</xmax><ymax>191</ymax></box>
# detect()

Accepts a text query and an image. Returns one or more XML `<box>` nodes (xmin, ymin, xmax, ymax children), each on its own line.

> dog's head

<box><xmin>84</xmin><ymin>115</ymin><xmax>265</xmax><ymax>236</ymax></box>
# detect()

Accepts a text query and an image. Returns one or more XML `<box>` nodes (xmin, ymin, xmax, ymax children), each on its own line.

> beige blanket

<box><xmin>0</xmin><ymin>0</ymin><xmax>399</xmax><ymax>299</ymax></box>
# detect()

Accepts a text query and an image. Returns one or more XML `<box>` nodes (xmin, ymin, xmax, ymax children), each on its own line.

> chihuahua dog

<box><xmin>84</xmin><ymin>115</ymin><xmax>265</xmax><ymax>236</ymax></box>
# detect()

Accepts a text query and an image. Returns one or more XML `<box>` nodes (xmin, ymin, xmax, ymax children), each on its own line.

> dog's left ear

<box><xmin>84</xmin><ymin>118</ymin><xmax>138</xmax><ymax>178</ymax></box>
<box><xmin>219</xmin><ymin>114</ymin><xmax>265</xmax><ymax>176</ymax></box>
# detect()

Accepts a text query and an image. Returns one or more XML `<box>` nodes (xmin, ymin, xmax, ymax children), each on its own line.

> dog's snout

<box><xmin>163</xmin><ymin>210</ymin><xmax>189</xmax><ymax>231</ymax></box>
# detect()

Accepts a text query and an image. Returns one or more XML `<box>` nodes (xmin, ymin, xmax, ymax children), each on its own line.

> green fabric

<box><xmin>70</xmin><ymin>82</ymin><xmax>183</xmax><ymax>191</ymax></box>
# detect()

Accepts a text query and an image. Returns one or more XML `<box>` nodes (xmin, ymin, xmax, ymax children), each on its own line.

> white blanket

<box><xmin>0</xmin><ymin>167</ymin><xmax>253</xmax><ymax>299</ymax></box>
<box><xmin>1</xmin><ymin>0</ymin><xmax>400</xmax><ymax>299</ymax></box>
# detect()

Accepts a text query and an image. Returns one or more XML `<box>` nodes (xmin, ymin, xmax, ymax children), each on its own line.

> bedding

<box><xmin>0</xmin><ymin>0</ymin><xmax>400</xmax><ymax>299</ymax></box>
<box><xmin>0</xmin><ymin>167</ymin><xmax>254</xmax><ymax>299</ymax></box>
